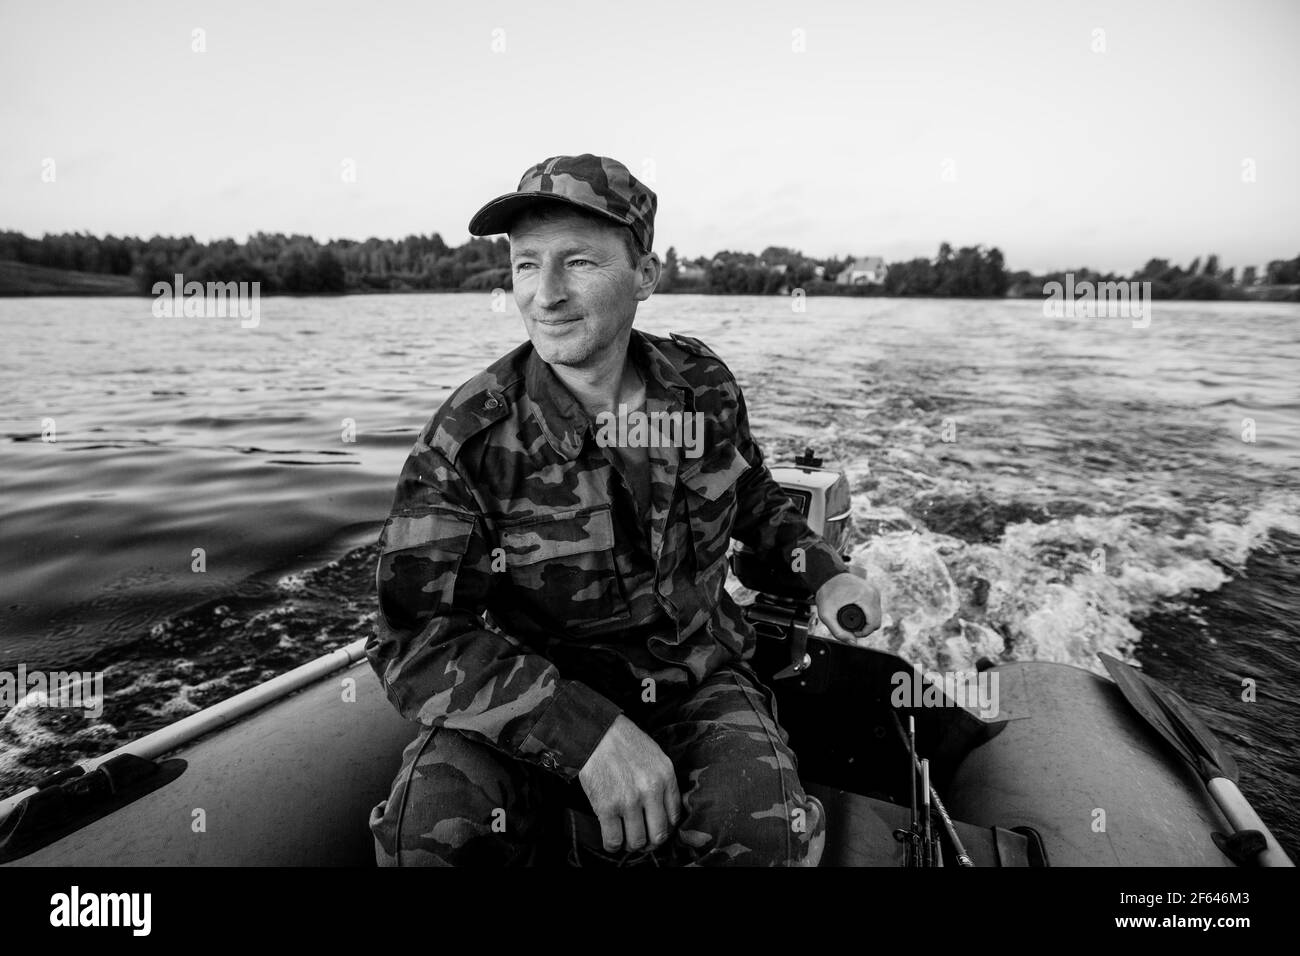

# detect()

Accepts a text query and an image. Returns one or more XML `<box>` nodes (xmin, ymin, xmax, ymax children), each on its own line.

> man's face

<box><xmin>509</xmin><ymin>206</ymin><xmax>652</xmax><ymax>369</ymax></box>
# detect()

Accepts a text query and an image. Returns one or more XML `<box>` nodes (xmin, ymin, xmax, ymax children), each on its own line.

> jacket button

<box><xmin>539</xmin><ymin>752</ymin><xmax>558</xmax><ymax>770</ymax></box>
<box><xmin>484</xmin><ymin>396</ymin><xmax>500</xmax><ymax>410</ymax></box>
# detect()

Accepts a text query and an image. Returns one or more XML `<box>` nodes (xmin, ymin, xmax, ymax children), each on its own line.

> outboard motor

<box><xmin>730</xmin><ymin>448</ymin><xmax>857</xmax><ymax>679</ymax></box>
<box><xmin>730</xmin><ymin>446</ymin><xmax>853</xmax><ymax>598</ymax></box>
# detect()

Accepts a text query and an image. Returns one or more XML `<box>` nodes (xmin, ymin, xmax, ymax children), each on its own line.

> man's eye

<box><xmin>567</xmin><ymin>259</ymin><xmax>593</xmax><ymax>267</ymax></box>
<box><xmin>514</xmin><ymin>262</ymin><xmax>535</xmax><ymax>271</ymax></box>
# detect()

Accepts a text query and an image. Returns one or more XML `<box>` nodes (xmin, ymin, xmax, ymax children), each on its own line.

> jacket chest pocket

<box><xmin>497</xmin><ymin>505</ymin><xmax>631</xmax><ymax>633</ymax></box>
<box><xmin>679</xmin><ymin>440</ymin><xmax>750</xmax><ymax>577</ymax></box>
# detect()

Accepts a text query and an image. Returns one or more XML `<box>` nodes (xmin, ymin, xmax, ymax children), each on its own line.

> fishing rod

<box><xmin>891</xmin><ymin>709</ymin><xmax>975</xmax><ymax>867</ymax></box>
<box><xmin>925</xmin><ymin>773</ymin><xmax>973</xmax><ymax>867</ymax></box>
<box><xmin>836</xmin><ymin>604</ymin><xmax>969</xmax><ymax>866</ymax></box>
<box><xmin>892</xmin><ymin>717</ymin><xmax>945</xmax><ymax>865</ymax></box>
<box><xmin>898</xmin><ymin>716</ymin><xmax>922</xmax><ymax>866</ymax></box>
<box><xmin>921</xmin><ymin>759</ymin><xmax>934</xmax><ymax>867</ymax></box>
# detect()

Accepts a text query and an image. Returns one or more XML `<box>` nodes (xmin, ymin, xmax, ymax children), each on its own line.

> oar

<box><xmin>1099</xmin><ymin>652</ymin><xmax>1293</xmax><ymax>867</ymax></box>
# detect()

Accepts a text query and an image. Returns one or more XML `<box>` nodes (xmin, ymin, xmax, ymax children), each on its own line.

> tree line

<box><xmin>1</xmin><ymin>229</ymin><xmax>1297</xmax><ymax>300</ymax></box>
<box><xmin>1008</xmin><ymin>254</ymin><xmax>1300</xmax><ymax>301</ymax></box>
<box><xmin>0</xmin><ymin>230</ymin><xmax>511</xmax><ymax>295</ymax></box>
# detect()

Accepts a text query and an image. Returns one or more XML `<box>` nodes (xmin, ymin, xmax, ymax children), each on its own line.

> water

<box><xmin>2</xmin><ymin>293</ymin><xmax>1297</xmax><ymax>858</ymax></box>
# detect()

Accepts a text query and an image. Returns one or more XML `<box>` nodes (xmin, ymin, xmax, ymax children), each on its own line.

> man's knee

<box><xmin>370</xmin><ymin>726</ymin><xmax>544</xmax><ymax>866</ymax></box>
<box><xmin>658</xmin><ymin>667</ymin><xmax>823</xmax><ymax>866</ymax></box>
<box><xmin>677</xmin><ymin>755</ymin><xmax>824</xmax><ymax>866</ymax></box>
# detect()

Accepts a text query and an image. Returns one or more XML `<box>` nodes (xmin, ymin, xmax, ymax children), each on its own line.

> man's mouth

<box><xmin>536</xmin><ymin>316</ymin><xmax>581</xmax><ymax>327</ymax></box>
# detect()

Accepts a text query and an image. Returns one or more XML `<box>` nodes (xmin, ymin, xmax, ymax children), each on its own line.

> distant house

<box><xmin>813</xmin><ymin>265</ymin><xmax>826</xmax><ymax>279</ymax></box>
<box><xmin>835</xmin><ymin>256</ymin><xmax>888</xmax><ymax>286</ymax></box>
<box><xmin>676</xmin><ymin>263</ymin><xmax>706</xmax><ymax>282</ymax></box>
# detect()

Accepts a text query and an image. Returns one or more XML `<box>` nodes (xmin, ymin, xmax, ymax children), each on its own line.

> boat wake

<box><xmin>829</xmin><ymin>488</ymin><xmax>1300</xmax><ymax>676</ymax></box>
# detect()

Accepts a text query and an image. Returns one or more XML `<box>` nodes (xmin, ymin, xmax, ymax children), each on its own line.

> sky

<box><xmin>1</xmin><ymin>0</ymin><xmax>1297</xmax><ymax>274</ymax></box>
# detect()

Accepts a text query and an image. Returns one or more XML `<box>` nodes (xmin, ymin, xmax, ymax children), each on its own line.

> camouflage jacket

<box><xmin>366</xmin><ymin>328</ymin><xmax>849</xmax><ymax>781</ymax></box>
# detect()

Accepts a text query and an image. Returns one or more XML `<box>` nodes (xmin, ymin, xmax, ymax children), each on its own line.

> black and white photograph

<box><xmin>0</xmin><ymin>0</ymin><xmax>1296</xmax><ymax>931</ymax></box>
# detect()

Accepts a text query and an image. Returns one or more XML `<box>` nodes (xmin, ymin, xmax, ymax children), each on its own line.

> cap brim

<box><xmin>467</xmin><ymin>192</ymin><xmax>630</xmax><ymax>238</ymax></box>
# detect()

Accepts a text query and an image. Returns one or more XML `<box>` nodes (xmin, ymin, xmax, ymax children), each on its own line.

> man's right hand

<box><xmin>578</xmin><ymin>715</ymin><xmax>682</xmax><ymax>853</ymax></box>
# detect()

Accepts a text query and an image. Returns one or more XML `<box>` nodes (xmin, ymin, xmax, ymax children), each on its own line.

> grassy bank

<box><xmin>0</xmin><ymin>260</ymin><xmax>138</xmax><ymax>296</ymax></box>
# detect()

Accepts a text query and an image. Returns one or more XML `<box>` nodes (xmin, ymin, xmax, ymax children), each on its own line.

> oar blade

<box><xmin>1099</xmin><ymin>652</ymin><xmax>1195</xmax><ymax>767</ymax></box>
<box><xmin>1099</xmin><ymin>652</ymin><xmax>1238</xmax><ymax>784</ymax></box>
<box><xmin>1150</xmin><ymin>681</ymin><xmax>1240</xmax><ymax>783</ymax></box>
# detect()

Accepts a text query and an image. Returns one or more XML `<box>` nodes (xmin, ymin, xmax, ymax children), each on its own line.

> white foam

<box><xmin>840</xmin><ymin>492</ymin><xmax>1298</xmax><ymax>677</ymax></box>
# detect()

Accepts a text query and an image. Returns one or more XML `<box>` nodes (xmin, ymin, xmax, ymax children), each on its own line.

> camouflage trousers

<box><xmin>369</xmin><ymin>663</ymin><xmax>825</xmax><ymax>866</ymax></box>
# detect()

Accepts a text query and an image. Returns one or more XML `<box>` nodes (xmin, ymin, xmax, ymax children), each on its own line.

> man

<box><xmin>366</xmin><ymin>153</ymin><xmax>881</xmax><ymax>866</ymax></box>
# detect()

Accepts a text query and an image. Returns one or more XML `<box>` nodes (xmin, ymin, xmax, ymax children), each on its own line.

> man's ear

<box><xmin>635</xmin><ymin>252</ymin><xmax>662</xmax><ymax>301</ymax></box>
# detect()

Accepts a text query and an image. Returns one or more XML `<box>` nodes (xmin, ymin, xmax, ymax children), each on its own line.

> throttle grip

<box><xmin>837</xmin><ymin>603</ymin><xmax>867</xmax><ymax>633</ymax></box>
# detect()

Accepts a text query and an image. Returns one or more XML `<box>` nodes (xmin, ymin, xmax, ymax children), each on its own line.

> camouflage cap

<box><xmin>467</xmin><ymin>154</ymin><xmax>657</xmax><ymax>253</ymax></box>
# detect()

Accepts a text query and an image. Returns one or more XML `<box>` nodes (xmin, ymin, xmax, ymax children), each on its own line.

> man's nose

<box><xmin>534</xmin><ymin>263</ymin><xmax>568</xmax><ymax>310</ymax></box>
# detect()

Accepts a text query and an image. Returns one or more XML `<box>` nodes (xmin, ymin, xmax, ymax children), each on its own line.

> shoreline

<box><xmin>3</xmin><ymin>282</ymin><xmax>1297</xmax><ymax>305</ymax></box>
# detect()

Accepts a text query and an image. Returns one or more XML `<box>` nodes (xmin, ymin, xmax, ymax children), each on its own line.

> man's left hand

<box><xmin>815</xmin><ymin>571</ymin><xmax>883</xmax><ymax>645</ymax></box>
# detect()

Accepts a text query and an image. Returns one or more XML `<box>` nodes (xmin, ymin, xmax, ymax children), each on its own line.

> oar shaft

<box><xmin>1207</xmin><ymin>777</ymin><xmax>1294</xmax><ymax>867</ymax></box>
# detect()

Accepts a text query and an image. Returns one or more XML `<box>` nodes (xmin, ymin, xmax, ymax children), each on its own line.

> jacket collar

<box><xmin>524</xmin><ymin>328</ymin><xmax>693</xmax><ymax>462</ymax></box>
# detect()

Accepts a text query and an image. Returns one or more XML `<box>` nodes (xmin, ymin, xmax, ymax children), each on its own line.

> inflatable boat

<box><xmin>0</xmin><ymin>453</ymin><xmax>1290</xmax><ymax>867</ymax></box>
